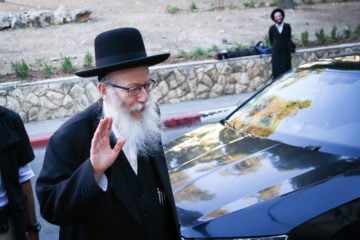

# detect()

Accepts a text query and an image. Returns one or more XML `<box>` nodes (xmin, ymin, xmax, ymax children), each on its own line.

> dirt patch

<box><xmin>0</xmin><ymin>0</ymin><xmax>359</xmax><ymax>82</ymax></box>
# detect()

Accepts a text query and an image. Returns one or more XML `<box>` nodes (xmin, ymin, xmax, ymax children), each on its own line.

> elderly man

<box><xmin>36</xmin><ymin>27</ymin><xmax>180</xmax><ymax>240</ymax></box>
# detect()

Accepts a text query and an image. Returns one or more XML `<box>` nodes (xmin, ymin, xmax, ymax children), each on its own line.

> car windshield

<box><xmin>225</xmin><ymin>68</ymin><xmax>360</xmax><ymax>157</ymax></box>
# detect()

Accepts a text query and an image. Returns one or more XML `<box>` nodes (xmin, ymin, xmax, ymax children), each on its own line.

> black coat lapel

<box><xmin>109</xmin><ymin>135</ymin><xmax>141</xmax><ymax>223</ymax></box>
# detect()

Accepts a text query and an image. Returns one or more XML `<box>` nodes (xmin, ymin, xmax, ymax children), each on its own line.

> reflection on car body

<box><xmin>164</xmin><ymin>55</ymin><xmax>360</xmax><ymax>240</ymax></box>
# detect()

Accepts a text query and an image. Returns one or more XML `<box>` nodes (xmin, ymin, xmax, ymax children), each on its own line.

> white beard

<box><xmin>102</xmin><ymin>90</ymin><xmax>161</xmax><ymax>156</ymax></box>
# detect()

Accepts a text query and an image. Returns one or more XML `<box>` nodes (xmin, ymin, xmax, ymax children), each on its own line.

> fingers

<box><xmin>113</xmin><ymin>138</ymin><xmax>126</xmax><ymax>155</ymax></box>
<box><xmin>91</xmin><ymin>117</ymin><xmax>112</xmax><ymax>154</ymax></box>
<box><xmin>98</xmin><ymin>117</ymin><xmax>112</xmax><ymax>139</ymax></box>
<box><xmin>90</xmin><ymin>117</ymin><xmax>126</xmax><ymax>174</ymax></box>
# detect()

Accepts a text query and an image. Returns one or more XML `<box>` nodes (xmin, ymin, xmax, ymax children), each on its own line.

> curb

<box><xmin>30</xmin><ymin>135</ymin><xmax>51</xmax><ymax>148</ymax></box>
<box><xmin>30</xmin><ymin>107</ymin><xmax>234</xmax><ymax>148</ymax></box>
<box><xmin>161</xmin><ymin>113</ymin><xmax>202</xmax><ymax>129</ymax></box>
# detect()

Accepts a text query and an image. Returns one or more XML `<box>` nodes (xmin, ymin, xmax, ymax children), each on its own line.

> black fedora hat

<box><xmin>270</xmin><ymin>8</ymin><xmax>285</xmax><ymax>22</ymax></box>
<box><xmin>76</xmin><ymin>27</ymin><xmax>170</xmax><ymax>79</ymax></box>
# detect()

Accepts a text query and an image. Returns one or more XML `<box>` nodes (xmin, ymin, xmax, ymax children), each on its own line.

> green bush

<box><xmin>270</xmin><ymin>0</ymin><xmax>278</xmax><ymax>7</ymax></box>
<box><xmin>11</xmin><ymin>59</ymin><xmax>29</xmax><ymax>79</ymax></box>
<box><xmin>343</xmin><ymin>26</ymin><xmax>352</xmax><ymax>39</ymax></box>
<box><xmin>353</xmin><ymin>24</ymin><xmax>360</xmax><ymax>37</ymax></box>
<box><xmin>61</xmin><ymin>55</ymin><xmax>76</xmax><ymax>73</ymax></box>
<box><xmin>330</xmin><ymin>25</ymin><xmax>340</xmax><ymax>41</ymax></box>
<box><xmin>243</xmin><ymin>1</ymin><xmax>256</xmax><ymax>8</ymax></box>
<box><xmin>44</xmin><ymin>63</ymin><xmax>54</xmax><ymax>78</ymax></box>
<box><xmin>315</xmin><ymin>28</ymin><xmax>327</xmax><ymax>44</ymax></box>
<box><xmin>258</xmin><ymin>2</ymin><xmax>266</xmax><ymax>7</ymax></box>
<box><xmin>189</xmin><ymin>2</ymin><xmax>197</xmax><ymax>11</ymax></box>
<box><xmin>84</xmin><ymin>51</ymin><xmax>93</xmax><ymax>67</ymax></box>
<box><xmin>34</xmin><ymin>57</ymin><xmax>53</xmax><ymax>76</ymax></box>
<box><xmin>192</xmin><ymin>48</ymin><xmax>207</xmax><ymax>59</ymax></box>
<box><xmin>167</xmin><ymin>5</ymin><xmax>180</xmax><ymax>14</ymax></box>
<box><xmin>301</xmin><ymin>31</ymin><xmax>309</xmax><ymax>46</ymax></box>
<box><xmin>210</xmin><ymin>45</ymin><xmax>219</xmax><ymax>52</ymax></box>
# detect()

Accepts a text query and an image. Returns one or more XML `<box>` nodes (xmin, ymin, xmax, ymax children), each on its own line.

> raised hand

<box><xmin>90</xmin><ymin>117</ymin><xmax>126</xmax><ymax>174</ymax></box>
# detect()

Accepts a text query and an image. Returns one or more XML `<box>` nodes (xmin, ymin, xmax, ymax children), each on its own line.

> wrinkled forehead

<box><xmin>107</xmin><ymin>66</ymin><xmax>150</xmax><ymax>84</ymax></box>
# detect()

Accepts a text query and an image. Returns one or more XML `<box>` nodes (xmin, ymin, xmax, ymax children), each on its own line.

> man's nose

<box><xmin>137</xmin><ymin>87</ymin><xmax>149</xmax><ymax>102</ymax></box>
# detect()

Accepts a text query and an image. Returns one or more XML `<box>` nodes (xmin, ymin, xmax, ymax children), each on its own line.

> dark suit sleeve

<box><xmin>35</xmin><ymin>117</ymin><xmax>103</xmax><ymax>225</ymax></box>
<box><xmin>269</xmin><ymin>25</ymin><xmax>274</xmax><ymax>46</ymax></box>
<box><xmin>286</xmin><ymin>23</ymin><xmax>292</xmax><ymax>41</ymax></box>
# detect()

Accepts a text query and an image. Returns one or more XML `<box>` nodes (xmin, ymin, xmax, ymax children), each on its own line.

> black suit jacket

<box><xmin>268</xmin><ymin>22</ymin><xmax>293</xmax><ymax>79</ymax></box>
<box><xmin>35</xmin><ymin>100</ymin><xmax>180</xmax><ymax>240</ymax></box>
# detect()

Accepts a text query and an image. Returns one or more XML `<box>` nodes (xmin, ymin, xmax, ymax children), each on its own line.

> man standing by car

<box><xmin>36</xmin><ymin>27</ymin><xmax>181</xmax><ymax>240</ymax></box>
<box><xmin>268</xmin><ymin>8</ymin><xmax>295</xmax><ymax>79</ymax></box>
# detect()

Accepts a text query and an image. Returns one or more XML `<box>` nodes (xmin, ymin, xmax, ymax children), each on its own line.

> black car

<box><xmin>163</xmin><ymin>55</ymin><xmax>360</xmax><ymax>240</ymax></box>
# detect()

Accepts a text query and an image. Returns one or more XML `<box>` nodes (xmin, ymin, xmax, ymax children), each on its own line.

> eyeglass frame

<box><xmin>104</xmin><ymin>79</ymin><xmax>156</xmax><ymax>96</ymax></box>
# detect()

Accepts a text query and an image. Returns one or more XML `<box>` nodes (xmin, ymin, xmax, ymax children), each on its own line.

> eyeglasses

<box><xmin>106</xmin><ymin>79</ymin><xmax>156</xmax><ymax>96</ymax></box>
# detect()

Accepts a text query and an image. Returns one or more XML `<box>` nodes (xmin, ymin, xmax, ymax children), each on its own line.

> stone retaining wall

<box><xmin>1</xmin><ymin>43</ymin><xmax>359</xmax><ymax>123</ymax></box>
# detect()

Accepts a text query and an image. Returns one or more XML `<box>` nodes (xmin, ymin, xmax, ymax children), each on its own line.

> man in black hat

<box><xmin>36</xmin><ymin>27</ymin><xmax>181</xmax><ymax>240</ymax></box>
<box><xmin>268</xmin><ymin>8</ymin><xmax>295</xmax><ymax>80</ymax></box>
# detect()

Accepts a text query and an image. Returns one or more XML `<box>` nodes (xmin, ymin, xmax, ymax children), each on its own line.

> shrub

<box><xmin>315</xmin><ymin>28</ymin><xmax>327</xmax><ymax>44</ymax></box>
<box><xmin>243</xmin><ymin>1</ymin><xmax>256</xmax><ymax>8</ymax></box>
<box><xmin>270</xmin><ymin>0</ymin><xmax>278</xmax><ymax>7</ymax></box>
<box><xmin>189</xmin><ymin>2</ymin><xmax>197</xmax><ymax>11</ymax></box>
<box><xmin>167</xmin><ymin>5</ymin><xmax>180</xmax><ymax>14</ymax></box>
<box><xmin>35</xmin><ymin>58</ymin><xmax>54</xmax><ymax>78</ymax></box>
<box><xmin>343</xmin><ymin>26</ymin><xmax>352</xmax><ymax>39</ymax></box>
<box><xmin>210</xmin><ymin>45</ymin><xmax>219</xmax><ymax>52</ymax></box>
<box><xmin>84</xmin><ymin>51</ymin><xmax>93</xmax><ymax>67</ymax></box>
<box><xmin>330</xmin><ymin>25</ymin><xmax>340</xmax><ymax>41</ymax></box>
<box><xmin>258</xmin><ymin>2</ymin><xmax>266</xmax><ymax>7</ymax></box>
<box><xmin>192</xmin><ymin>47</ymin><xmax>207</xmax><ymax>59</ymax></box>
<box><xmin>44</xmin><ymin>63</ymin><xmax>54</xmax><ymax>78</ymax></box>
<box><xmin>11</xmin><ymin>59</ymin><xmax>29</xmax><ymax>79</ymax></box>
<box><xmin>61</xmin><ymin>55</ymin><xmax>76</xmax><ymax>73</ymax></box>
<box><xmin>353</xmin><ymin>24</ymin><xmax>360</xmax><ymax>37</ymax></box>
<box><xmin>301</xmin><ymin>31</ymin><xmax>309</xmax><ymax>46</ymax></box>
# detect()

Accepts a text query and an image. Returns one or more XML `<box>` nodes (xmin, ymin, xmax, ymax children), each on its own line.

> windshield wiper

<box><xmin>220</xmin><ymin>119</ymin><xmax>237</xmax><ymax>130</ymax></box>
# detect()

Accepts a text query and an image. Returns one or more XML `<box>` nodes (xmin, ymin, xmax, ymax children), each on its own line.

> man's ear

<box><xmin>98</xmin><ymin>83</ymin><xmax>107</xmax><ymax>97</ymax></box>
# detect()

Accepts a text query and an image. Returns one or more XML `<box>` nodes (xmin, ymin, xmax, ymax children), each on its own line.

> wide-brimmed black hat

<box><xmin>270</xmin><ymin>8</ymin><xmax>285</xmax><ymax>22</ymax></box>
<box><xmin>76</xmin><ymin>27</ymin><xmax>170</xmax><ymax>79</ymax></box>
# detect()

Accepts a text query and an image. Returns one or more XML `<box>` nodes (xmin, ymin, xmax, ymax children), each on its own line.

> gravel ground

<box><xmin>0</xmin><ymin>0</ymin><xmax>359</xmax><ymax>80</ymax></box>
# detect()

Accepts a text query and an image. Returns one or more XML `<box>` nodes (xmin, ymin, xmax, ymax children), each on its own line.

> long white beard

<box><xmin>103</xmin><ymin>90</ymin><xmax>161</xmax><ymax>156</ymax></box>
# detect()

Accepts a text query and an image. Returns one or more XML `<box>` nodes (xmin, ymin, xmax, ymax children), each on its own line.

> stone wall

<box><xmin>1</xmin><ymin>43</ymin><xmax>359</xmax><ymax>123</ymax></box>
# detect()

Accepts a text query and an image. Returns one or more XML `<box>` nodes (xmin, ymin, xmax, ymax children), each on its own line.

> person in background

<box><xmin>35</xmin><ymin>27</ymin><xmax>181</xmax><ymax>240</ymax></box>
<box><xmin>0</xmin><ymin>106</ymin><xmax>41</xmax><ymax>240</ymax></box>
<box><xmin>268</xmin><ymin>8</ymin><xmax>295</xmax><ymax>80</ymax></box>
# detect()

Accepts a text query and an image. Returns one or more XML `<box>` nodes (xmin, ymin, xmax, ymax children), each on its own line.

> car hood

<box><xmin>164</xmin><ymin>123</ymin><xmax>360</xmax><ymax>238</ymax></box>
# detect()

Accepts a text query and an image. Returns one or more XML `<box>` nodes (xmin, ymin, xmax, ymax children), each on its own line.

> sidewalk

<box><xmin>26</xmin><ymin>93</ymin><xmax>253</xmax><ymax>148</ymax></box>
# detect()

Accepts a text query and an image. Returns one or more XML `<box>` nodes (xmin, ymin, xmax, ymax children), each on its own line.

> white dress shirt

<box><xmin>276</xmin><ymin>22</ymin><xmax>284</xmax><ymax>34</ymax></box>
